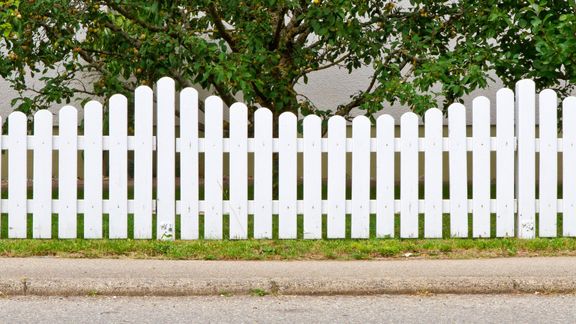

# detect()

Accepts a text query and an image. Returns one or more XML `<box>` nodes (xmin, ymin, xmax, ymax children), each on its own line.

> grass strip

<box><xmin>1</xmin><ymin>237</ymin><xmax>576</xmax><ymax>260</ymax></box>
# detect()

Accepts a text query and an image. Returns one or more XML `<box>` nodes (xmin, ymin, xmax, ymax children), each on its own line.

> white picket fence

<box><xmin>0</xmin><ymin>77</ymin><xmax>573</xmax><ymax>240</ymax></box>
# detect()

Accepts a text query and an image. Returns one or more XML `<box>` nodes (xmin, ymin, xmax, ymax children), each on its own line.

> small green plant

<box><xmin>87</xmin><ymin>290</ymin><xmax>100</xmax><ymax>297</ymax></box>
<box><xmin>379</xmin><ymin>246</ymin><xmax>401</xmax><ymax>257</ymax></box>
<box><xmin>438</xmin><ymin>244</ymin><xmax>453</xmax><ymax>253</ymax></box>
<box><xmin>249</xmin><ymin>288</ymin><xmax>268</xmax><ymax>297</ymax></box>
<box><xmin>219</xmin><ymin>291</ymin><xmax>233</xmax><ymax>297</ymax></box>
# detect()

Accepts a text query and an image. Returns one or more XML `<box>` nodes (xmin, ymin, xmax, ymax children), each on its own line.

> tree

<box><xmin>1</xmin><ymin>0</ymin><xmax>575</xmax><ymax>123</ymax></box>
<box><xmin>1</xmin><ymin>1</ymin><xmax>20</xmax><ymax>37</ymax></box>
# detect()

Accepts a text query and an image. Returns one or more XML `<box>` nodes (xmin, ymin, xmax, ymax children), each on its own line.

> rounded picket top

<box><xmin>157</xmin><ymin>76</ymin><xmax>175</xmax><ymax>88</ymax></box>
<box><xmin>448</xmin><ymin>102</ymin><xmax>466</xmax><ymax>119</ymax></box>
<box><xmin>400</xmin><ymin>111</ymin><xmax>419</xmax><ymax>125</ymax></box>
<box><xmin>303</xmin><ymin>115</ymin><xmax>321</xmax><ymax>142</ymax></box>
<box><xmin>205</xmin><ymin>95</ymin><xmax>223</xmax><ymax>108</ymax></box>
<box><xmin>279</xmin><ymin>111</ymin><xmax>297</xmax><ymax>124</ymax></box>
<box><xmin>230</xmin><ymin>102</ymin><xmax>247</xmax><ymax>114</ymax></box>
<box><xmin>255</xmin><ymin>106</ymin><xmax>272</xmax><ymax>115</ymax></box>
<box><xmin>377</xmin><ymin>114</ymin><xmax>394</xmax><ymax>125</ymax></box>
<box><xmin>229</xmin><ymin>103</ymin><xmax>247</xmax><ymax>136</ymax></box>
<box><xmin>327</xmin><ymin>114</ymin><xmax>346</xmax><ymax>129</ymax></box>
<box><xmin>110</xmin><ymin>93</ymin><xmax>128</xmax><ymax>107</ymax></box>
<box><xmin>376</xmin><ymin>114</ymin><xmax>395</xmax><ymax>148</ymax></box>
<box><xmin>496</xmin><ymin>87</ymin><xmax>514</xmax><ymax>99</ymax></box>
<box><xmin>34</xmin><ymin>109</ymin><xmax>53</xmax><ymax>131</ymax></box>
<box><xmin>33</xmin><ymin>110</ymin><xmax>53</xmax><ymax>148</ymax></box>
<box><xmin>352</xmin><ymin>114</ymin><xmax>371</xmax><ymax>128</ymax></box>
<box><xmin>303</xmin><ymin>113</ymin><xmax>321</xmax><ymax>127</ymax></box>
<box><xmin>135</xmin><ymin>85</ymin><xmax>153</xmax><ymax>97</ymax></box>
<box><xmin>563</xmin><ymin>96</ymin><xmax>576</xmax><ymax>109</ymax></box>
<box><xmin>473</xmin><ymin>95</ymin><xmax>490</xmax><ymax>107</ymax></box>
<box><xmin>59</xmin><ymin>105</ymin><xmax>78</xmax><ymax>117</ymax></box>
<box><xmin>84</xmin><ymin>100</ymin><xmax>103</xmax><ymax>111</ymax></box>
<box><xmin>84</xmin><ymin>101</ymin><xmax>103</xmax><ymax>126</ymax></box>
<box><xmin>472</xmin><ymin>97</ymin><xmax>490</xmax><ymax>124</ymax></box>
<box><xmin>448</xmin><ymin>102</ymin><xmax>465</xmax><ymax>115</ymax></box>
<box><xmin>540</xmin><ymin>88</ymin><xmax>557</xmax><ymax>102</ymax></box>
<box><xmin>110</xmin><ymin>94</ymin><xmax>127</xmax><ymax>128</ymax></box>
<box><xmin>59</xmin><ymin>105</ymin><xmax>78</xmax><ymax>129</ymax></box>
<box><xmin>8</xmin><ymin>110</ymin><xmax>27</xmax><ymax>125</ymax></box>
<box><xmin>516</xmin><ymin>78</ymin><xmax>535</xmax><ymax>92</ymax></box>
<box><xmin>255</xmin><ymin>106</ymin><xmax>273</xmax><ymax>120</ymax></box>
<box><xmin>34</xmin><ymin>109</ymin><xmax>53</xmax><ymax>121</ymax></box>
<box><xmin>179</xmin><ymin>88</ymin><xmax>198</xmax><ymax>121</ymax></box>
<box><xmin>424</xmin><ymin>108</ymin><xmax>443</xmax><ymax>122</ymax></box>
<box><xmin>180</xmin><ymin>87</ymin><xmax>198</xmax><ymax>102</ymax></box>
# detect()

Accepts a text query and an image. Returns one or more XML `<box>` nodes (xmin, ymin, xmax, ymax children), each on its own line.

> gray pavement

<box><xmin>2</xmin><ymin>295</ymin><xmax>576</xmax><ymax>323</ymax></box>
<box><xmin>1</xmin><ymin>257</ymin><xmax>576</xmax><ymax>296</ymax></box>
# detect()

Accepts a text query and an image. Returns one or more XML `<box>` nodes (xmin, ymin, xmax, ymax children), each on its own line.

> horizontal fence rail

<box><xmin>0</xmin><ymin>77</ymin><xmax>574</xmax><ymax>240</ymax></box>
<box><xmin>8</xmin><ymin>135</ymin><xmax>576</xmax><ymax>152</ymax></box>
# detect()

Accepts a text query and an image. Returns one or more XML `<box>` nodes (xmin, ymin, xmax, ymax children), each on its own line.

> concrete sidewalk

<box><xmin>1</xmin><ymin>257</ymin><xmax>576</xmax><ymax>296</ymax></box>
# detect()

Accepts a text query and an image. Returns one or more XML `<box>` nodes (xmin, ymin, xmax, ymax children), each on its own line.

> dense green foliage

<box><xmin>1</xmin><ymin>0</ymin><xmax>575</xmax><ymax>120</ymax></box>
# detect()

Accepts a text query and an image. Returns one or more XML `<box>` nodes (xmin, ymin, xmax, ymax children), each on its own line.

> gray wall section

<box><xmin>1</xmin><ymin>67</ymin><xmax>509</xmax><ymax>125</ymax></box>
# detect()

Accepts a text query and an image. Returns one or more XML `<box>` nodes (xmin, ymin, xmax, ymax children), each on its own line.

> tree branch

<box><xmin>304</xmin><ymin>53</ymin><xmax>350</xmax><ymax>73</ymax></box>
<box><xmin>208</xmin><ymin>77</ymin><xmax>237</xmax><ymax>108</ymax></box>
<box><xmin>105</xmin><ymin>1</ymin><xmax>166</xmax><ymax>33</ymax></box>
<box><xmin>335</xmin><ymin>71</ymin><xmax>379</xmax><ymax>117</ymax></box>
<box><xmin>102</xmin><ymin>21</ymin><xmax>142</xmax><ymax>48</ymax></box>
<box><xmin>207</xmin><ymin>3</ymin><xmax>238</xmax><ymax>52</ymax></box>
<box><xmin>270</xmin><ymin>7</ymin><xmax>287</xmax><ymax>50</ymax></box>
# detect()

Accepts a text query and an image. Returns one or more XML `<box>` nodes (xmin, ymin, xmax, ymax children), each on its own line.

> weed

<box><xmin>249</xmin><ymin>288</ymin><xmax>268</xmax><ymax>296</ymax></box>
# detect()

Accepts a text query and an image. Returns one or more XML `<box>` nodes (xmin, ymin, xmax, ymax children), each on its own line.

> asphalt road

<box><xmin>1</xmin><ymin>294</ymin><xmax>575</xmax><ymax>323</ymax></box>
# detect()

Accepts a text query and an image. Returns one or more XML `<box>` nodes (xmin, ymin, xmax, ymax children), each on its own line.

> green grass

<box><xmin>0</xmin><ymin>211</ymin><xmax>575</xmax><ymax>260</ymax></box>
<box><xmin>0</xmin><ymin>185</ymin><xmax>573</xmax><ymax>260</ymax></box>
<box><xmin>0</xmin><ymin>212</ymin><xmax>560</xmax><ymax>240</ymax></box>
<box><xmin>1</xmin><ymin>236</ymin><xmax>576</xmax><ymax>260</ymax></box>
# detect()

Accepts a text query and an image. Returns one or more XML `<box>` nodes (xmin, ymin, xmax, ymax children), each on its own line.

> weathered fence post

<box><xmin>515</xmin><ymin>79</ymin><xmax>536</xmax><ymax>238</ymax></box>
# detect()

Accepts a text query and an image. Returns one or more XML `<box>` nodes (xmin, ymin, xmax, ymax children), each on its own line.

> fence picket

<box><xmin>539</xmin><ymin>89</ymin><xmax>558</xmax><ymax>237</ymax></box>
<box><xmin>8</xmin><ymin>112</ymin><xmax>27</xmax><ymax>238</ymax></box>
<box><xmin>58</xmin><ymin>106</ymin><xmax>78</xmax><ymax>238</ymax></box>
<box><xmin>6</xmin><ymin>77</ymin><xmax>576</xmax><ymax>241</ymax></box>
<box><xmin>424</xmin><ymin>108</ymin><xmax>443</xmax><ymax>238</ymax></box>
<box><xmin>496</xmin><ymin>88</ymin><xmax>515</xmax><ymax>237</ymax></box>
<box><xmin>254</xmin><ymin>108</ymin><xmax>273</xmax><ymax>239</ymax></box>
<box><xmin>327</xmin><ymin>116</ymin><xmax>346</xmax><ymax>238</ymax></box>
<box><xmin>448</xmin><ymin>103</ymin><xmax>468</xmax><ymax>237</ymax></box>
<box><xmin>303</xmin><ymin>115</ymin><xmax>322</xmax><ymax>239</ymax></box>
<box><xmin>376</xmin><ymin>115</ymin><xmax>395</xmax><ymax>238</ymax></box>
<box><xmin>563</xmin><ymin>96</ymin><xmax>576</xmax><ymax>236</ymax></box>
<box><xmin>134</xmin><ymin>86</ymin><xmax>153</xmax><ymax>239</ymax></box>
<box><xmin>472</xmin><ymin>97</ymin><xmax>491</xmax><ymax>238</ymax></box>
<box><xmin>156</xmin><ymin>77</ymin><xmax>176</xmax><ymax>240</ymax></box>
<box><xmin>400</xmin><ymin>113</ymin><xmax>419</xmax><ymax>238</ymax></box>
<box><xmin>229</xmin><ymin>103</ymin><xmax>248</xmax><ymax>239</ymax></box>
<box><xmin>278</xmin><ymin>112</ymin><xmax>298</xmax><ymax>239</ymax></box>
<box><xmin>351</xmin><ymin>116</ymin><xmax>371</xmax><ymax>238</ymax></box>
<box><xmin>32</xmin><ymin>110</ymin><xmax>52</xmax><ymax>238</ymax></box>
<box><xmin>516</xmin><ymin>79</ymin><xmax>536</xmax><ymax>238</ymax></box>
<box><xmin>179</xmin><ymin>88</ymin><xmax>199</xmax><ymax>240</ymax></box>
<box><xmin>204</xmin><ymin>96</ymin><xmax>223</xmax><ymax>239</ymax></box>
<box><xmin>83</xmin><ymin>101</ymin><xmax>103</xmax><ymax>239</ymax></box>
<box><xmin>109</xmin><ymin>94</ymin><xmax>128</xmax><ymax>239</ymax></box>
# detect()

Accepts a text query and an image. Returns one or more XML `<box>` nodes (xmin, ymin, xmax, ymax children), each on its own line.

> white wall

<box><xmin>0</xmin><ymin>67</ymin><xmax>507</xmax><ymax>125</ymax></box>
<box><xmin>295</xmin><ymin>65</ymin><xmax>507</xmax><ymax>124</ymax></box>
